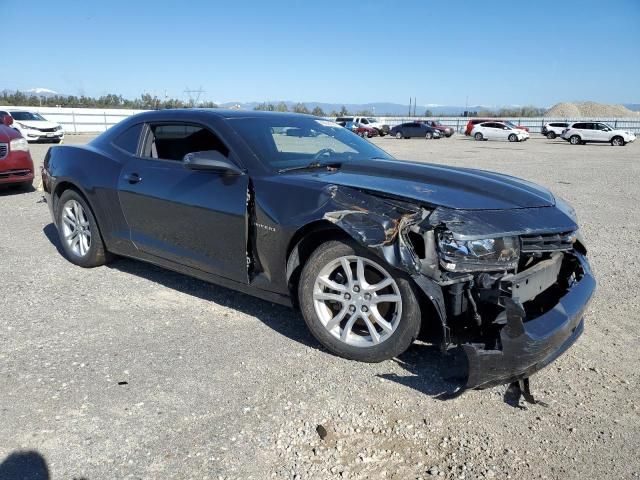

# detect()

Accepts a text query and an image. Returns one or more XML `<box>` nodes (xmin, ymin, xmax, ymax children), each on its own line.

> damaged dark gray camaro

<box><xmin>42</xmin><ymin>110</ymin><xmax>596</xmax><ymax>390</ymax></box>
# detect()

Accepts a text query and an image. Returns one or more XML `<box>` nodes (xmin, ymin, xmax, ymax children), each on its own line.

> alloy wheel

<box><xmin>61</xmin><ymin>199</ymin><xmax>92</xmax><ymax>257</ymax></box>
<box><xmin>312</xmin><ymin>255</ymin><xmax>402</xmax><ymax>347</ymax></box>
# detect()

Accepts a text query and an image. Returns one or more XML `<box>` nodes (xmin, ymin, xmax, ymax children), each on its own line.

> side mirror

<box><xmin>183</xmin><ymin>150</ymin><xmax>244</xmax><ymax>175</ymax></box>
<box><xmin>2</xmin><ymin>115</ymin><xmax>13</xmax><ymax>126</ymax></box>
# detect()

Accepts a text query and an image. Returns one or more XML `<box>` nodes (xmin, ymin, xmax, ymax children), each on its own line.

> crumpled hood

<box><xmin>298</xmin><ymin>158</ymin><xmax>556</xmax><ymax>210</ymax></box>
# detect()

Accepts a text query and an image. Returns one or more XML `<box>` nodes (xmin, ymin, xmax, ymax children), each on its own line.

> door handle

<box><xmin>124</xmin><ymin>173</ymin><xmax>142</xmax><ymax>184</ymax></box>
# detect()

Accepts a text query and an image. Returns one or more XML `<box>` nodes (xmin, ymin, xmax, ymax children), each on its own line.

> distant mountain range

<box><xmin>218</xmin><ymin>101</ymin><xmax>487</xmax><ymax>116</ymax></box>
<box><xmin>3</xmin><ymin>88</ymin><xmax>639</xmax><ymax>115</ymax></box>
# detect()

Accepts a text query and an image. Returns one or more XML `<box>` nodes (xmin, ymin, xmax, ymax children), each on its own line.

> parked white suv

<box><xmin>561</xmin><ymin>122</ymin><xmax>636</xmax><ymax>146</ymax></box>
<box><xmin>471</xmin><ymin>121</ymin><xmax>529</xmax><ymax>142</ymax></box>
<box><xmin>541</xmin><ymin>122</ymin><xmax>569</xmax><ymax>139</ymax></box>
<box><xmin>335</xmin><ymin>116</ymin><xmax>388</xmax><ymax>136</ymax></box>
<box><xmin>0</xmin><ymin>110</ymin><xmax>64</xmax><ymax>143</ymax></box>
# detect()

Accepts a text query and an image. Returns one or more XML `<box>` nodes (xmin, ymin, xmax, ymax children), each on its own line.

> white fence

<box><xmin>2</xmin><ymin>106</ymin><xmax>640</xmax><ymax>135</ymax></box>
<box><xmin>0</xmin><ymin>106</ymin><xmax>149</xmax><ymax>134</ymax></box>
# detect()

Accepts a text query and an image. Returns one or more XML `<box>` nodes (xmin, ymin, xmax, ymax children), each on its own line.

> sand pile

<box><xmin>545</xmin><ymin>102</ymin><xmax>638</xmax><ymax>117</ymax></box>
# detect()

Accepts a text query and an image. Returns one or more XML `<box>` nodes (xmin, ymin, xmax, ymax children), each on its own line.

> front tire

<box><xmin>569</xmin><ymin>135</ymin><xmax>581</xmax><ymax>145</ymax></box>
<box><xmin>395</xmin><ymin>131</ymin><xmax>403</xmax><ymax>139</ymax></box>
<box><xmin>508</xmin><ymin>133</ymin><xmax>517</xmax><ymax>142</ymax></box>
<box><xmin>425</xmin><ymin>132</ymin><xmax>433</xmax><ymax>140</ymax></box>
<box><xmin>474</xmin><ymin>132</ymin><xmax>483</xmax><ymax>141</ymax></box>
<box><xmin>56</xmin><ymin>189</ymin><xmax>110</xmax><ymax>268</ymax></box>
<box><xmin>611</xmin><ymin>136</ymin><xmax>625</xmax><ymax>146</ymax></box>
<box><xmin>298</xmin><ymin>240</ymin><xmax>422</xmax><ymax>362</ymax></box>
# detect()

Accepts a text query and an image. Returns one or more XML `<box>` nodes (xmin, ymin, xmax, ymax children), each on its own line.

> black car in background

<box><xmin>41</xmin><ymin>110</ymin><xmax>595</xmax><ymax>390</ymax></box>
<box><xmin>389</xmin><ymin>122</ymin><xmax>441</xmax><ymax>139</ymax></box>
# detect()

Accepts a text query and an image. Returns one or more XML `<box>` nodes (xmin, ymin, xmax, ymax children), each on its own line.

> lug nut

<box><xmin>364</xmin><ymin>293</ymin><xmax>371</xmax><ymax>300</ymax></box>
<box><xmin>349</xmin><ymin>305</ymin><xmax>356</xmax><ymax>313</ymax></box>
<box><xmin>353</xmin><ymin>285</ymin><xmax>360</xmax><ymax>293</ymax></box>
<box><xmin>361</xmin><ymin>305</ymin><xmax>369</xmax><ymax>313</ymax></box>
<box><xmin>344</xmin><ymin>293</ymin><xmax>351</xmax><ymax>300</ymax></box>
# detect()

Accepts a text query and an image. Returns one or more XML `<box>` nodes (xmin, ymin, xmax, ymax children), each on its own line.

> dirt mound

<box><xmin>545</xmin><ymin>101</ymin><xmax>638</xmax><ymax>117</ymax></box>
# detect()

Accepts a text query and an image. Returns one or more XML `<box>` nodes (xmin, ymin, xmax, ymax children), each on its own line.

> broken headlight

<box><xmin>437</xmin><ymin>232</ymin><xmax>520</xmax><ymax>272</ymax></box>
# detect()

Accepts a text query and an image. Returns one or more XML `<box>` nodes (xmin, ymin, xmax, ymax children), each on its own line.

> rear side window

<box><xmin>143</xmin><ymin>124</ymin><xmax>230</xmax><ymax>161</ymax></box>
<box><xmin>113</xmin><ymin>123</ymin><xmax>143</xmax><ymax>154</ymax></box>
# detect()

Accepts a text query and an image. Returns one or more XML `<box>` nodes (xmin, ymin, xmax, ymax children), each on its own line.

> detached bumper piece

<box><xmin>464</xmin><ymin>254</ymin><xmax>596</xmax><ymax>389</ymax></box>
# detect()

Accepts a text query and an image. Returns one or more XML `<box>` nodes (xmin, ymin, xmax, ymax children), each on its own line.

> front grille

<box><xmin>0</xmin><ymin>143</ymin><xmax>7</xmax><ymax>159</ymax></box>
<box><xmin>521</xmin><ymin>231</ymin><xmax>575</xmax><ymax>252</ymax></box>
<box><xmin>0</xmin><ymin>169</ymin><xmax>31</xmax><ymax>179</ymax></box>
<box><xmin>37</xmin><ymin>127</ymin><xmax>57</xmax><ymax>133</ymax></box>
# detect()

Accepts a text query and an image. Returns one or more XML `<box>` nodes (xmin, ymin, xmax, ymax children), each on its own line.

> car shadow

<box><xmin>43</xmin><ymin>224</ymin><xmax>525</xmax><ymax>407</ymax></box>
<box><xmin>106</xmin><ymin>255</ymin><xmax>320</xmax><ymax>348</ymax></box>
<box><xmin>43</xmin><ymin>222</ymin><xmax>317</xmax><ymax>348</ymax></box>
<box><xmin>378</xmin><ymin>344</ymin><xmax>468</xmax><ymax>401</ymax></box>
<box><xmin>0</xmin><ymin>184</ymin><xmax>35</xmax><ymax>196</ymax></box>
<box><xmin>0</xmin><ymin>450</ymin><xmax>50</xmax><ymax>480</ymax></box>
<box><xmin>43</xmin><ymin>223</ymin><xmax>66</xmax><ymax>256</ymax></box>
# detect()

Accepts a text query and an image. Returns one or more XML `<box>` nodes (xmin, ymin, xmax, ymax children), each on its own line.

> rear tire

<box><xmin>298</xmin><ymin>239</ymin><xmax>422</xmax><ymax>363</ymax></box>
<box><xmin>508</xmin><ymin>133</ymin><xmax>517</xmax><ymax>142</ymax></box>
<box><xmin>547</xmin><ymin>131</ymin><xmax>556</xmax><ymax>139</ymax></box>
<box><xmin>474</xmin><ymin>132</ymin><xmax>483</xmax><ymax>141</ymax></box>
<box><xmin>611</xmin><ymin>136</ymin><xmax>625</xmax><ymax>146</ymax></box>
<box><xmin>56</xmin><ymin>189</ymin><xmax>111</xmax><ymax>268</ymax></box>
<box><xmin>569</xmin><ymin>135</ymin><xmax>581</xmax><ymax>145</ymax></box>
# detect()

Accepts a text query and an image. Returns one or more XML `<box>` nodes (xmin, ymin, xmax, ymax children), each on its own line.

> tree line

<box><xmin>0</xmin><ymin>91</ymin><xmax>218</xmax><ymax>109</ymax></box>
<box><xmin>253</xmin><ymin>102</ymin><xmax>374</xmax><ymax>117</ymax></box>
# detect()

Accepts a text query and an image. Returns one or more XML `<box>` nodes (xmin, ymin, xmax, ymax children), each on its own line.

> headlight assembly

<box><xmin>437</xmin><ymin>232</ymin><xmax>520</xmax><ymax>272</ymax></box>
<box><xmin>10</xmin><ymin>137</ymin><xmax>29</xmax><ymax>152</ymax></box>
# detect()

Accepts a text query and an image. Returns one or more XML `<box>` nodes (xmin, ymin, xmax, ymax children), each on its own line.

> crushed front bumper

<box><xmin>463</xmin><ymin>254</ymin><xmax>596</xmax><ymax>389</ymax></box>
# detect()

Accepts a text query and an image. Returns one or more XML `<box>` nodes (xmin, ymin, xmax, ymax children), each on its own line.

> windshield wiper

<box><xmin>278</xmin><ymin>161</ymin><xmax>342</xmax><ymax>174</ymax></box>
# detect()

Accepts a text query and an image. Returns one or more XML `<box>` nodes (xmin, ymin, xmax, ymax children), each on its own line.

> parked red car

<box><xmin>464</xmin><ymin>118</ymin><xmax>529</xmax><ymax>136</ymax></box>
<box><xmin>338</xmin><ymin>121</ymin><xmax>379</xmax><ymax>138</ymax></box>
<box><xmin>0</xmin><ymin>115</ymin><xmax>35</xmax><ymax>189</ymax></box>
<box><xmin>423</xmin><ymin>120</ymin><xmax>454</xmax><ymax>137</ymax></box>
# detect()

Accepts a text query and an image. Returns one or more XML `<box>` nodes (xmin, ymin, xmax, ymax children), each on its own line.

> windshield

<box><xmin>504</xmin><ymin>121</ymin><xmax>519</xmax><ymax>129</ymax></box>
<box><xmin>10</xmin><ymin>111</ymin><xmax>46</xmax><ymax>121</ymax></box>
<box><xmin>366</xmin><ymin>118</ymin><xmax>377</xmax><ymax>123</ymax></box>
<box><xmin>228</xmin><ymin>116</ymin><xmax>393</xmax><ymax>171</ymax></box>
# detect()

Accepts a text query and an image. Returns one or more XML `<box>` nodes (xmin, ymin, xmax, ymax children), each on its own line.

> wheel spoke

<box><xmin>362</xmin><ymin>315</ymin><xmax>380</xmax><ymax>344</ymax></box>
<box><xmin>356</xmin><ymin>258</ymin><xmax>368</xmax><ymax>288</ymax></box>
<box><xmin>81</xmin><ymin>234</ymin><xmax>90</xmax><ymax>254</ymax></box>
<box><xmin>371</xmin><ymin>306</ymin><xmax>394</xmax><ymax>333</ymax></box>
<box><xmin>372</xmin><ymin>294</ymin><xmax>401</xmax><ymax>304</ymax></box>
<box><xmin>64</xmin><ymin>206</ymin><xmax>76</xmax><ymax>224</ymax></box>
<box><xmin>62</xmin><ymin>214</ymin><xmax>75</xmax><ymax>228</ymax></box>
<box><xmin>317</xmin><ymin>275</ymin><xmax>347</xmax><ymax>292</ymax></box>
<box><xmin>340</xmin><ymin>314</ymin><xmax>358</xmax><ymax>341</ymax></box>
<box><xmin>313</xmin><ymin>291</ymin><xmax>344</xmax><ymax>303</ymax></box>
<box><xmin>325</xmin><ymin>306</ymin><xmax>348</xmax><ymax>331</ymax></box>
<box><xmin>340</xmin><ymin>257</ymin><xmax>353</xmax><ymax>288</ymax></box>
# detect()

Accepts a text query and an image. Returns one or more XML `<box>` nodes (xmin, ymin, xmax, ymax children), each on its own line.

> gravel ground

<box><xmin>1</xmin><ymin>134</ymin><xmax>639</xmax><ymax>479</ymax></box>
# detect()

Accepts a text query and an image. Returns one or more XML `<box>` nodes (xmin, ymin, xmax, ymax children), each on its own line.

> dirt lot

<box><xmin>1</xmin><ymin>134</ymin><xmax>639</xmax><ymax>479</ymax></box>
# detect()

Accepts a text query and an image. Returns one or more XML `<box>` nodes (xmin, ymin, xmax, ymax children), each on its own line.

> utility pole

<box><xmin>184</xmin><ymin>86</ymin><xmax>205</xmax><ymax>107</ymax></box>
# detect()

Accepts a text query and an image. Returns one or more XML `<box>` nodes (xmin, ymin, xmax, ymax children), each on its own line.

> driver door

<box><xmin>117</xmin><ymin>122</ymin><xmax>250</xmax><ymax>283</ymax></box>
